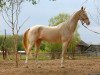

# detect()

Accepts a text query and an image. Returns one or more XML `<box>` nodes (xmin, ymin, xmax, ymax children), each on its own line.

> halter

<box><xmin>79</xmin><ymin>13</ymin><xmax>89</xmax><ymax>25</ymax></box>
<box><xmin>80</xmin><ymin>17</ymin><xmax>89</xmax><ymax>25</ymax></box>
<box><xmin>79</xmin><ymin>10</ymin><xmax>100</xmax><ymax>34</ymax></box>
<box><xmin>78</xmin><ymin>10</ymin><xmax>89</xmax><ymax>25</ymax></box>
<box><xmin>80</xmin><ymin>17</ymin><xmax>100</xmax><ymax>34</ymax></box>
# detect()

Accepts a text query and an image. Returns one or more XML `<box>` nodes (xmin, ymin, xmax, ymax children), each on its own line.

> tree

<box><xmin>49</xmin><ymin>13</ymin><xmax>70</xmax><ymax>26</ymax></box>
<box><xmin>46</xmin><ymin>13</ymin><xmax>80</xmax><ymax>59</ymax></box>
<box><xmin>0</xmin><ymin>0</ymin><xmax>6</xmax><ymax>9</ymax></box>
<box><xmin>0</xmin><ymin>0</ymin><xmax>25</xmax><ymax>67</ymax></box>
<box><xmin>26</xmin><ymin>0</ymin><xmax>56</xmax><ymax>5</ymax></box>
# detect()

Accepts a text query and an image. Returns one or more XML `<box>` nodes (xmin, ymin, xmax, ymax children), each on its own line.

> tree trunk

<box><xmin>13</xmin><ymin>34</ymin><xmax>18</xmax><ymax>67</ymax></box>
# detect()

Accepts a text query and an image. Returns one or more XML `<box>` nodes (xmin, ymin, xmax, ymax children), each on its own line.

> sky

<box><xmin>0</xmin><ymin>0</ymin><xmax>100</xmax><ymax>45</ymax></box>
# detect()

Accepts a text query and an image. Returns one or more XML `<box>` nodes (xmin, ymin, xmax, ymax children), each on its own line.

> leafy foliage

<box><xmin>68</xmin><ymin>31</ymin><xmax>80</xmax><ymax>53</ymax></box>
<box><xmin>49</xmin><ymin>13</ymin><xmax>70</xmax><ymax>26</ymax></box>
<box><xmin>45</xmin><ymin>42</ymin><xmax>62</xmax><ymax>53</ymax></box>
<box><xmin>40</xmin><ymin>42</ymin><xmax>46</xmax><ymax>51</ymax></box>
<box><xmin>17</xmin><ymin>35</ymin><xmax>24</xmax><ymax>51</ymax></box>
<box><xmin>26</xmin><ymin>0</ymin><xmax>56</xmax><ymax>5</ymax></box>
<box><xmin>0</xmin><ymin>0</ymin><xmax>6</xmax><ymax>9</ymax></box>
<box><xmin>0</xmin><ymin>35</ymin><xmax>24</xmax><ymax>51</ymax></box>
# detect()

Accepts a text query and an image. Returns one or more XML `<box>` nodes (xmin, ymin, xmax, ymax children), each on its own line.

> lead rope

<box><xmin>82</xmin><ymin>24</ymin><xmax>100</xmax><ymax>34</ymax></box>
<box><xmin>80</xmin><ymin>0</ymin><xmax>100</xmax><ymax>34</ymax></box>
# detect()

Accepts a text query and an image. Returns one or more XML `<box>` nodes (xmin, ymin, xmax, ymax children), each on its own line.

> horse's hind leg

<box><xmin>34</xmin><ymin>40</ymin><xmax>41</xmax><ymax>67</ymax></box>
<box><xmin>25</xmin><ymin>42</ymin><xmax>34</xmax><ymax>65</ymax></box>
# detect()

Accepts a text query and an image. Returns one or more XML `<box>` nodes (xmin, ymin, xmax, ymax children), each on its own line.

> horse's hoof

<box><xmin>61</xmin><ymin>65</ymin><xmax>65</xmax><ymax>68</ymax></box>
<box><xmin>23</xmin><ymin>65</ymin><xmax>29</xmax><ymax>68</ymax></box>
<box><xmin>61</xmin><ymin>66</ymin><xmax>65</xmax><ymax>68</ymax></box>
<box><xmin>37</xmin><ymin>66</ymin><xmax>41</xmax><ymax>68</ymax></box>
<box><xmin>26</xmin><ymin>66</ymin><xmax>29</xmax><ymax>68</ymax></box>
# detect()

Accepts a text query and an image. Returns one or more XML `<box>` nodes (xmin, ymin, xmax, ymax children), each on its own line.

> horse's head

<box><xmin>79</xmin><ymin>7</ymin><xmax>90</xmax><ymax>25</ymax></box>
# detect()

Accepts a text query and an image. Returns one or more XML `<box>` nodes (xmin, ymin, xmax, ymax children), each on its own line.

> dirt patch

<box><xmin>0</xmin><ymin>59</ymin><xmax>100</xmax><ymax>75</ymax></box>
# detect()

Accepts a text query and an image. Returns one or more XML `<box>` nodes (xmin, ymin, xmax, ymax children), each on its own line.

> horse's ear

<box><xmin>81</xmin><ymin>6</ymin><xmax>84</xmax><ymax>10</ymax></box>
<box><xmin>83</xmin><ymin>7</ymin><xmax>86</xmax><ymax>10</ymax></box>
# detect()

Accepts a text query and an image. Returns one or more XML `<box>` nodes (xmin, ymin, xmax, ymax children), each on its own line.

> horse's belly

<box><xmin>40</xmin><ymin>32</ymin><xmax>61</xmax><ymax>43</ymax></box>
<box><xmin>44</xmin><ymin>36</ymin><xmax>61</xmax><ymax>43</ymax></box>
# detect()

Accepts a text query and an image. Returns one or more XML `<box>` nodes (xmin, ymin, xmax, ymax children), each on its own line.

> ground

<box><xmin>0</xmin><ymin>59</ymin><xmax>100</xmax><ymax>75</ymax></box>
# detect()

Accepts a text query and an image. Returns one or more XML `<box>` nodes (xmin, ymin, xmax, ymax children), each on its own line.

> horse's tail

<box><xmin>23</xmin><ymin>29</ymin><xmax>30</xmax><ymax>51</ymax></box>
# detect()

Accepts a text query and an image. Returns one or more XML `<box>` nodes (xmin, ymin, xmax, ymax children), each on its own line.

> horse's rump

<box><xmin>23</xmin><ymin>29</ymin><xmax>30</xmax><ymax>51</ymax></box>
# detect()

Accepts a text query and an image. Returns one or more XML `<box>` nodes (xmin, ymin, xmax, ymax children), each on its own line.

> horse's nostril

<box><xmin>86</xmin><ymin>21</ymin><xmax>90</xmax><ymax>25</ymax></box>
<box><xmin>88</xmin><ymin>21</ymin><xmax>90</xmax><ymax>25</ymax></box>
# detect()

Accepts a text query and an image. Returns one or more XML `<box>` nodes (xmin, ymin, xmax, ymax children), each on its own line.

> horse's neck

<box><xmin>69</xmin><ymin>13</ymin><xmax>79</xmax><ymax>31</ymax></box>
<box><xmin>61</xmin><ymin>11</ymin><xmax>80</xmax><ymax>33</ymax></box>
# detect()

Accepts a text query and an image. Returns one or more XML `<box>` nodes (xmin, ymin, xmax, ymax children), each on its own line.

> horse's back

<box><xmin>28</xmin><ymin>25</ymin><xmax>50</xmax><ymax>40</ymax></box>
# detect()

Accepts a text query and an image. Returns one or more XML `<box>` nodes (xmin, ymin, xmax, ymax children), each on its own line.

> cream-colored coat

<box><xmin>23</xmin><ymin>7</ymin><xmax>90</xmax><ymax>67</ymax></box>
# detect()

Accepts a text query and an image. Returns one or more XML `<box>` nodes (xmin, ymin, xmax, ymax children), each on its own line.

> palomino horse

<box><xmin>23</xmin><ymin>7</ymin><xmax>90</xmax><ymax>67</ymax></box>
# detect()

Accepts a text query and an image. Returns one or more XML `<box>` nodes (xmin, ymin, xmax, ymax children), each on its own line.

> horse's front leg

<box><xmin>61</xmin><ymin>42</ymin><xmax>69</xmax><ymax>68</ymax></box>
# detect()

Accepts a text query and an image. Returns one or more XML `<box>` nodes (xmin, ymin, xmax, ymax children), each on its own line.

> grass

<box><xmin>0</xmin><ymin>54</ymin><xmax>100</xmax><ymax>61</ymax></box>
<box><xmin>19</xmin><ymin>54</ymin><xmax>51</xmax><ymax>60</ymax></box>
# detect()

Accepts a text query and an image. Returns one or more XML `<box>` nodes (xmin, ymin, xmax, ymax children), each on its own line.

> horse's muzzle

<box><xmin>86</xmin><ymin>21</ymin><xmax>90</xmax><ymax>25</ymax></box>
